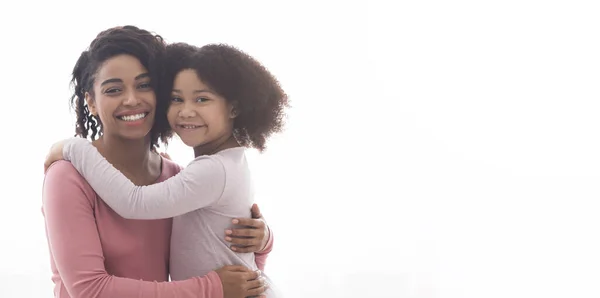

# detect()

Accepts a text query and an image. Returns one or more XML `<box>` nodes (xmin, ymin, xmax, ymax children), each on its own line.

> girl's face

<box><xmin>167</xmin><ymin>69</ymin><xmax>236</xmax><ymax>148</ymax></box>
<box><xmin>85</xmin><ymin>54</ymin><xmax>156</xmax><ymax>141</ymax></box>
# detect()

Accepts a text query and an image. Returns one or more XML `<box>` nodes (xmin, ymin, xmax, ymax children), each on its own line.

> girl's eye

<box><xmin>171</xmin><ymin>97</ymin><xmax>183</xmax><ymax>102</ymax></box>
<box><xmin>197</xmin><ymin>97</ymin><xmax>209</xmax><ymax>103</ymax></box>
<box><xmin>105</xmin><ymin>88</ymin><xmax>121</xmax><ymax>94</ymax></box>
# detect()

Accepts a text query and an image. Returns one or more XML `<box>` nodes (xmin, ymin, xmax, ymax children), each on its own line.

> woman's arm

<box><xmin>227</xmin><ymin>205</ymin><xmax>275</xmax><ymax>271</ymax></box>
<box><xmin>62</xmin><ymin>138</ymin><xmax>226</xmax><ymax>219</ymax></box>
<box><xmin>42</xmin><ymin>161</ymin><xmax>223</xmax><ymax>298</ymax></box>
<box><xmin>254</xmin><ymin>230</ymin><xmax>274</xmax><ymax>271</ymax></box>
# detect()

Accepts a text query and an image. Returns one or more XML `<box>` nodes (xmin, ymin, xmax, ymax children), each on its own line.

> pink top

<box><xmin>42</xmin><ymin>157</ymin><xmax>272</xmax><ymax>298</ymax></box>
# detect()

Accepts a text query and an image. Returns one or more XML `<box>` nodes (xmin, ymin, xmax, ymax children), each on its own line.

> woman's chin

<box><xmin>118</xmin><ymin>129</ymin><xmax>153</xmax><ymax>142</ymax></box>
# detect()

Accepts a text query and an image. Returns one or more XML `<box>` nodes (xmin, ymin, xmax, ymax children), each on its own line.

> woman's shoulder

<box><xmin>43</xmin><ymin>160</ymin><xmax>97</xmax><ymax>206</ymax></box>
<box><xmin>45</xmin><ymin>160</ymin><xmax>90</xmax><ymax>185</ymax></box>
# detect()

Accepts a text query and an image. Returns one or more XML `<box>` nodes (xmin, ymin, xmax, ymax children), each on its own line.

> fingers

<box><xmin>245</xmin><ymin>277</ymin><xmax>265</xmax><ymax>289</ymax></box>
<box><xmin>44</xmin><ymin>160</ymin><xmax>56</xmax><ymax>174</ymax></box>
<box><xmin>243</xmin><ymin>270</ymin><xmax>261</xmax><ymax>281</ymax></box>
<box><xmin>225</xmin><ymin>235</ymin><xmax>259</xmax><ymax>246</ymax></box>
<box><xmin>226</xmin><ymin>227</ymin><xmax>261</xmax><ymax>238</ymax></box>
<box><xmin>159</xmin><ymin>152</ymin><xmax>172</xmax><ymax>160</ymax></box>
<box><xmin>225</xmin><ymin>218</ymin><xmax>266</xmax><ymax>252</ymax></box>
<box><xmin>231</xmin><ymin>217</ymin><xmax>265</xmax><ymax>229</ymax></box>
<box><xmin>250</xmin><ymin>203</ymin><xmax>262</xmax><ymax>219</ymax></box>
<box><xmin>246</xmin><ymin>277</ymin><xmax>267</xmax><ymax>290</ymax></box>
<box><xmin>43</xmin><ymin>151</ymin><xmax>54</xmax><ymax>173</ymax></box>
<box><xmin>246</xmin><ymin>284</ymin><xmax>268</xmax><ymax>297</ymax></box>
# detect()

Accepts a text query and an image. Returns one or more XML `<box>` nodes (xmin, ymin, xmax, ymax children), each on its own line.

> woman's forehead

<box><xmin>95</xmin><ymin>54</ymin><xmax>149</xmax><ymax>84</ymax></box>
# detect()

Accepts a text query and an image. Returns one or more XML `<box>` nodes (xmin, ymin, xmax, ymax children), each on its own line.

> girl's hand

<box><xmin>43</xmin><ymin>139</ymin><xmax>69</xmax><ymax>173</ymax></box>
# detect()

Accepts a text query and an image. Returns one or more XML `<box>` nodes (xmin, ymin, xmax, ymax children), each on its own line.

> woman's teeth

<box><xmin>118</xmin><ymin>113</ymin><xmax>147</xmax><ymax>121</ymax></box>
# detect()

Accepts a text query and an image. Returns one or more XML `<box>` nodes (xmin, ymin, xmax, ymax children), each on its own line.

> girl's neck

<box><xmin>194</xmin><ymin>134</ymin><xmax>240</xmax><ymax>157</ymax></box>
<box><xmin>92</xmin><ymin>134</ymin><xmax>162</xmax><ymax>185</ymax></box>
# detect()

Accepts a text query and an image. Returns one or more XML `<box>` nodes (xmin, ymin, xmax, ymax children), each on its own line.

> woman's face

<box><xmin>85</xmin><ymin>54</ymin><xmax>157</xmax><ymax>141</ymax></box>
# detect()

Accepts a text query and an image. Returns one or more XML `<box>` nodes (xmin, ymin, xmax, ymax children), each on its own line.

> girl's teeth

<box><xmin>120</xmin><ymin>113</ymin><xmax>146</xmax><ymax>121</ymax></box>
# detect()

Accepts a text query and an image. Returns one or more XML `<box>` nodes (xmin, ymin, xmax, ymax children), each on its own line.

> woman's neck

<box><xmin>92</xmin><ymin>134</ymin><xmax>161</xmax><ymax>185</ymax></box>
<box><xmin>194</xmin><ymin>134</ymin><xmax>240</xmax><ymax>157</ymax></box>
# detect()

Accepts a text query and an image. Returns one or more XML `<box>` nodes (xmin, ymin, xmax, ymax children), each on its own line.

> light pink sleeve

<box><xmin>63</xmin><ymin>138</ymin><xmax>226</xmax><ymax>219</ymax></box>
<box><xmin>42</xmin><ymin>161</ymin><xmax>223</xmax><ymax>298</ymax></box>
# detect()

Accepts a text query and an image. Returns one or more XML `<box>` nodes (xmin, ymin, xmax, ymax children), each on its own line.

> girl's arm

<box><xmin>46</xmin><ymin>138</ymin><xmax>274</xmax><ymax>259</ymax></box>
<box><xmin>62</xmin><ymin>138</ymin><xmax>226</xmax><ymax>219</ymax></box>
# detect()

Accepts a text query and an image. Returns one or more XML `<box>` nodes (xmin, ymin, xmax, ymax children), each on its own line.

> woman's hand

<box><xmin>215</xmin><ymin>265</ymin><xmax>267</xmax><ymax>298</ymax></box>
<box><xmin>43</xmin><ymin>139</ymin><xmax>69</xmax><ymax>173</ymax></box>
<box><xmin>225</xmin><ymin>204</ymin><xmax>270</xmax><ymax>253</ymax></box>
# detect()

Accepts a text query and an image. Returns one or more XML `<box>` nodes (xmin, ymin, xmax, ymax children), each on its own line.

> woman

<box><xmin>42</xmin><ymin>25</ymin><xmax>271</xmax><ymax>298</ymax></box>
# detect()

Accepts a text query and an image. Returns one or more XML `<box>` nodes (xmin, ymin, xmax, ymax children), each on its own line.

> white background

<box><xmin>1</xmin><ymin>1</ymin><xmax>600</xmax><ymax>297</ymax></box>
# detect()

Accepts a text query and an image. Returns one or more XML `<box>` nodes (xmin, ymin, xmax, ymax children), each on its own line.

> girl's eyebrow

<box><xmin>172</xmin><ymin>89</ymin><xmax>216</xmax><ymax>94</ymax></box>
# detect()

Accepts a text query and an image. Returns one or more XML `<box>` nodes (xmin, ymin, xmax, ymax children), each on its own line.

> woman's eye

<box><xmin>138</xmin><ymin>83</ymin><xmax>152</xmax><ymax>89</ymax></box>
<box><xmin>197</xmin><ymin>97</ymin><xmax>209</xmax><ymax>103</ymax></box>
<box><xmin>105</xmin><ymin>88</ymin><xmax>121</xmax><ymax>94</ymax></box>
<box><xmin>171</xmin><ymin>97</ymin><xmax>183</xmax><ymax>102</ymax></box>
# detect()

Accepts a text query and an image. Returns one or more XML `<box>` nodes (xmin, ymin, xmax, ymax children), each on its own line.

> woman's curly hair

<box><xmin>70</xmin><ymin>25</ymin><xmax>170</xmax><ymax>149</ymax></box>
<box><xmin>164</xmin><ymin>42</ymin><xmax>290</xmax><ymax>152</ymax></box>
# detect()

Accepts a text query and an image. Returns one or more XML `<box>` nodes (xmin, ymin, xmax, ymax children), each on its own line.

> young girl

<box><xmin>45</xmin><ymin>42</ymin><xmax>289</xmax><ymax>297</ymax></box>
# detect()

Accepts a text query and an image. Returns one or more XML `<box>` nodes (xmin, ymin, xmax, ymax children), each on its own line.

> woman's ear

<box><xmin>85</xmin><ymin>92</ymin><xmax>97</xmax><ymax>116</ymax></box>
